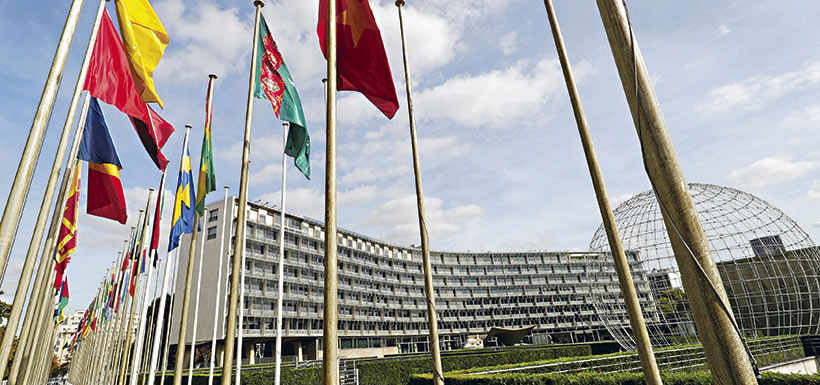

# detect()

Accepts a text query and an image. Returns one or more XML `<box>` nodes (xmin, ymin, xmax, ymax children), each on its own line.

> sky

<box><xmin>0</xmin><ymin>0</ymin><xmax>818</xmax><ymax>312</ymax></box>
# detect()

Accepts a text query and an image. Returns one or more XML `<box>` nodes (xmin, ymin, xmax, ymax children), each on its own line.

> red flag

<box><xmin>317</xmin><ymin>0</ymin><xmax>399</xmax><ymax>119</ymax></box>
<box><xmin>84</xmin><ymin>10</ymin><xmax>174</xmax><ymax>170</ymax></box>
<box><xmin>87</xmin><ymin>163</ymin><xmax>128</xmax><ymax>224</ymax></box>
<box><xmin>54</xmin><ymin>161</ymin><xmax>81</xmax><ymax>289</ymax></box>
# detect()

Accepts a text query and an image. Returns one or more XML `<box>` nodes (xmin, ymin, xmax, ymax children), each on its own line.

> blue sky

<box><xmin>0</xmin><ymin>0</ymin><xmax>818</xmax><ymax>311</ymax></box>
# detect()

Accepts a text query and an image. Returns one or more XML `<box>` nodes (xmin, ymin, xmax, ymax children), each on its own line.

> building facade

<box><xmin>54</xmin><ymin>310</ymin><xmax>84</xmax><ymax>364</ymax></box>
<box><xmin>169</xmin><ymin>198</ymin><xmax>653</xmax><ymax>364</ymax></box>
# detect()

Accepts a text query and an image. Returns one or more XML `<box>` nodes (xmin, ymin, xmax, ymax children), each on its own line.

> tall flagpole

<box><xmin>208</xmin><ymin>188</ymin><xmax>230</xmax><ymax>385</ymax></box>
<box><xmin>236</xmin><ymin>211</ymin><xmax>247</xmax><ymax>385</ymax></box>
<box><xmin>173</xmin><ymin>124</ymin><xmax>200</xmax><ymax>385</ymax></box>
<box><xmin>0</xmin><ymin>0</ymin><xmax>105</xmax><ymax>375</ymax></box>
<box><xmin>542</xmin><ymin>1</ymin><xmax>661</xmax><ymax>384</ymax></box>
<box><xmin>323</xmin><ymin>0</ymin><xmax>340</xmax><ymax>381</ymax></box>
<box><xmin>104</xmin><ymin>238</ymin><xmax>134</xmax><ymax>385</ymax></box>
<box><xmin>222</xmin><ymin>2</ymin><xmax>263</xmax><ymax>385</ymax></box>
<box><xmin>596</xmin><ymin>1</ymin><xmax>756</xmax><ymax>384</ymax></box>
<box><xmin>188</xmin><ymin>210</ymin><xmax>208</xmax><ymax>385</ymax></box>
<box><xmin>98</xmin><ymin>250</ymin><xmax>127</xmax><ymax>385</ymax></box>
<box><xmin>158</xmin><ymin>249</ymin><xmax>180</xmax><ymax>385</ymax></box>
<box><xmin>130</xmin><ymin>188</ymin><xmax>159</xmax><ymax>385</ymax></box>
<box><xmin>273</xmin><ymin>123</ymin><xmax>288</xmax><ymax>385</ymax></box>
<box><xmin>118</xmin><ymin>201</ymin><xmax>152</xmax><ymax>385</ymax></box>
<box><xmin>394</xmin><ymin>2</ymin><xmax>443</xmax><ymax>383</ymax></box>
<box><xmin>141</xmin><ymin>253</ymin><xmax>163</xmax><ymax>385</ymax></box>
<box><xmin>136</xmin><ymin>170</ymin><xmax>168</xmax><ymax>384</ymax></box>
<box><xmin>0</xmin><ymin>0</ymin><xmax>85</xmax><ymax>280</ymax></box>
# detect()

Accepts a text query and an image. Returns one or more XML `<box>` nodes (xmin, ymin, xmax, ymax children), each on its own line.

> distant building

<box><xmin>54</xmin><ymin>310</ymin><xmax>84</xmax><ymax>364</ymax></box>
<box><xmin>168</xmin><ymin>198</ymin><xmax>654</xmax><ymax>366</ymax></box>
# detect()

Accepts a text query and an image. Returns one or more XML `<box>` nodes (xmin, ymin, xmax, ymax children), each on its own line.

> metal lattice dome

<box><xmin>589</xmin><ymin>183</ymin><xmax>820</xmax><ymax>350</ymax></box>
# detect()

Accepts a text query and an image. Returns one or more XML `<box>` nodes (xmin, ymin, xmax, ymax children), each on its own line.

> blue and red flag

<box><xmin>77</xmin><ymin>97</ymin><xmax>128</xmax><ymax>224</ymax></box>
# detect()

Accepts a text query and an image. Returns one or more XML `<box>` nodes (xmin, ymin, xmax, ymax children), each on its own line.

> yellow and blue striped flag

<box><xmin>168</xmin><ymin>142</ymin><xmax>196</xmax><ymax>251</ymax></box>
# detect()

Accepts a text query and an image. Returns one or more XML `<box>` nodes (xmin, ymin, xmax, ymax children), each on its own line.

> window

<box><xmin>207</xmin><ymin>226</ymin><xmax>217</xmax><ymax>240</ymax></box>
<box><xmin>208</xmin><ymin>209</ymin><xmax>219</xmax><ymax>223</ymax></box>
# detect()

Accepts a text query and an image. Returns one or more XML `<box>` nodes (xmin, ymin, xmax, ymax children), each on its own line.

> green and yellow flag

<box><xmin>115</xmin><ymin>0</ymin><xmax>169</xmax><ymax>107</ymax></box>
<box><xmin>254</xmin><ymin>14</ymin><xmax>310</xmax><ymax>179</ymax></box>
<box><xmin>195</xmin><ymin>80</ymin><xmax>216</xmax><ymax>215</ymax></box>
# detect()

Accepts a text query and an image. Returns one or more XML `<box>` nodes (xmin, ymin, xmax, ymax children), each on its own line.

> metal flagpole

<box><xmin>188</xmin><ymin>210</ymin><xmax>208</xmax><ymax>385</ymax></box>
<box><xmin>394</xmin><ymin>3</ymin><xmax>443</xmax><ymax>384</ymax></box>
<box><xmin>141</xmin><ymin>253</ymin><xmax>163</xmax><ymax>385</ymax></box>
<box><xmin>118</xmin><ymin>203</ymin><xmax>152</xmax><ymax>385</ymax></box>
<box><xmin>542</xmin><ymin>2</ymin><xmax>662</xmax><ymax>385</ymax></box>
<box><xmin>323</xmin><ymin>0</ymin><xmax>340</xmax><ymax>381</ymax></box>
<box><xmin>105</xmin><ymin>239</ymin><xmax>134</xmax><ymax>385</ymax></box>
<box><xmin>130</xmin><ymin>189</ymin><xmax>159</xmax><ymax>385</ymax></box>
<box><xmin>96</xmin><ymin>254</ymin><xmax>125</xmax><ymax>385</ymax></box>
<box><xmin>0</xmin><ymin>0</ymin><xmax>85</xmax><ymax>280</ymax></box>
<box><xmin>595</xmin><ymin>1</ymin><xmax>756</xmax><ymax>384</ymax></box>
<box><xmin>173</xmin><ymin>124</ymin><xmax>203</xmax><ymax>385</ymax></box>
<box><xmin>273</xmin><ymin>122</ymin><xmax>288</xmax><ymax>385</ymax></box>
<box><xmin>20</xmin><ymin>265</ymin><xmax>57</xmax><ymax>385</ymax></box>
<box><xmin>236</xmin><ymin>208</ymin><xmax>247</xmax><ymax>385</ymax></box>
<box><xmin>158</xmin><ymin>249</ymin><xmax>180</xmax><ymax>385</ymax></box>
<box><xmin>222</xmin><ymin>2</ymin><xmax>263</xmax><ymax>385</ymax></box>
<box><xmin>208</xmin><ymin>188</ymin><xmax>230</xmax><ymax>385</ymax></box>
<box><xmin>0</xmin><ymin>0</ymin><xmax>105</xmax><ymax>374</ymax></box>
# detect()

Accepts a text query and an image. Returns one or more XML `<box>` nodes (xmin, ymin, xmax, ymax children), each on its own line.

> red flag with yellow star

<box><xmin>318</xmin><ymin>0</ymin><xmax>399</xmax><ymax>119</ymax></box>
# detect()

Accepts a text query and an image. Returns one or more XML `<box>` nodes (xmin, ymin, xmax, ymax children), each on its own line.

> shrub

<box><xmin>408</xmin><ymin>371</ymin><xmax>820</xmax><ymax>385</ymax></box>
<box><xmin>358</xmin><ymin>345</ymin><xmax>591</xmax><ymax>385</ymax></box>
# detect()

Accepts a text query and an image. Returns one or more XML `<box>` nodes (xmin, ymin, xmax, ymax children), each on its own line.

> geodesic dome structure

<box><xmin>589</xmin><ymin>183</ymin><xmax>820</xmax><ymax>350</ymax></box>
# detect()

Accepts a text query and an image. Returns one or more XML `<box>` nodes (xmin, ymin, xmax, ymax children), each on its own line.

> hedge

<box><xmin>154</xmin><ymin>367</ymin><xmax>321</xmax><ymax>385</ymax></box>
<box><xmin>357</xmin><ymin>345</ymin><xmax>591</xmax><ymax>385</ymax></box>
<box><xmin>408</xmin><ymin>371</ymin><xmax>820</xmax><ymax>385</ymax></box>
<box><xmin>449</xmin><ymin>335</ymin><xmax>805</xmax><ymax>376</ymax></box>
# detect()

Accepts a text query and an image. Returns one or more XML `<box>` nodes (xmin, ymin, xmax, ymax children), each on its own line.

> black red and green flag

<box><xmin>254</xmin><ymin>14</ymin><xmax>311</xmax><ymax>180</ymax></box>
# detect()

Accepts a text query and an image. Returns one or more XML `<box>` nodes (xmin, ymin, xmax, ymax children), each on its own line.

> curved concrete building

<box><xmin>169</xmin><ymin>197</ymin><xmax>652</xmax><ymax>365</ymax></box>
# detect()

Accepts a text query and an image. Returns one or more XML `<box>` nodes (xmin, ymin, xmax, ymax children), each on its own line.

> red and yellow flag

<box><xmin>318</xmin><ymin>0</ymin><xmax>399</xmax><ymax>119</ymax></box>
<box><xmin>54</xmin><ymin>160</ymin><xmax>81</xmax><ymax>290</ymax></box>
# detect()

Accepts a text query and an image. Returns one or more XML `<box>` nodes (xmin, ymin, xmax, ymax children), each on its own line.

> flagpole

<box><xmin>208</xmin><ymin>187</ymin><xmax>230</xmax><ymax>385</ymax></box>
<box><xmin>323</xmin><ymin>0</ymin><xmax>339</xmax><ymax>381</ymax></box>
<box><xmin>596</xmin><ymin>1</ymin><xmax>756</xmax><ymax>384</ymax></box>
<box><xmin>0</xmin><ymin>0</ymin><xmax>105</xmax><ymax>375</ymax></box>
<box><xmin>173</xmin><ymin>124</ymin><xmax>201</xmax><ymax>385</ymax></box>
<box><xmin>97</xmin><ymin>252</ymin><xmax>126</xmax><ymax>385</ymax></box>
<box><xmin>236</xmin><ymin>212</ymin><xmax>247</xmax><ymax>385</ymax></box>
<box><xmin>393</xmin><ymin>2</ymin><xmax>444</xmax><ymax>383</ymax></box>
<box><xmin>188</xmin><ymin>210</ymin><xmax>208</xmax><ymax>384</ymax></box>
<box><xmin>273</xmin><ymin>122</ymin><xmax>288</xmax><ymax>385</ymax></box>
<box><xmin>109</xmin><ymin>239</ymin><xmax>134</xmax><ymax>385</ymax></box>
<box><xmin>105</xmin><ymin>239</ymin><xmax>134</xmax><ymax>385</ymax></box>
<box><xmin>542</xmin><ymin>1</ymin><xmax>662</xmax><ymax>384</ymax></box>
<box><xmin>130</xmin><ymin>188</ymin><xmax>158</xmax><ymax>385</ymax></box>
<box><xmin>113</xmin><ymin>229</ymin><xmax>139</xmax><ymax>385</ymax></box>
<box><xmin>118</xmin><ymin>206</ymin><xmax>151</xmax><ymax>385</ymax></box>
<box><xmin>141</xmin><ymin>251</ymin><xmax>164</xmax><ymax>385</ymax></box>
<box><xmin>221</xmin><ymin>2</ymin><xmax>263</xmax><ymax>384</ymax></box>
<box><xmin>19</xmin><ymin>265</ymin><xmax>57</xmax><ymax>385</ymax></box>
<box><xmin>158</xmin><ymin>248</ymin><xmax>180</xmax><ymax>385</ymax></box>
<box><xmin>0</xmin><ymin>0</ymin><xmax>86</xmax><ymax>280</ymax></box>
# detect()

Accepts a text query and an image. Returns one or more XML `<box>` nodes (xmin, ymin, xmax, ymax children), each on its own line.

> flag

<box><xmin>255</xmin><ymin>15</ymin><xmax>311</xmax><ymax>180</ymax></box>
<box><xmin>150</xmin><ymin>172</ymin><xmax>165</xmax><ymax>254</ymax></box>
<box><xmin>317</xmin><ymin>0</ymin><xmax>399</xmax><ymax>119</ymax></box>
<box><xmin>114</xmin><ymin>0</ymin><xmax>169</xmax><ymax>107</ymax></box>
<box><xmin>129</xmin><ymin>220</ymin><xmax>144</xmax><ymax>297</ymax></box>
<box><xmin>168</xmin><ymin>142</ymin><xmax>196</xmax><ymax>251</ymax></box>
<box><xmin>54</xmin><ymin>277</ymin><xmax>69</xmax><ymax>326</ymax></box>
<box><xmin>78</xmin><ymin>97</ymin><xmax>128</xmax><ymax>224</ymax></box>
<box><xmin>84</xmin><ymin>10</ymin><xmax>174</xmax><ymax>170</ymax></box>
<box><xmin>195</xmin><ymin>82</ymin><xmax>216</xmax><ymax>215</ymax></box>
<box><xmin>54</xmin><ymin>160</ymin><xmax>81</xmax><ymax>289</ymax></box>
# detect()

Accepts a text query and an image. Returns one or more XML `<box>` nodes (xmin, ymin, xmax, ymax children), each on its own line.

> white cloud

<box><xmin>718</xmin><ymin>24</ymin><xmax>731</xmax><ymax>37</ymax></box>
<box><xmin>498</xmin><ymin>32</ymin><xmax>520</xmax><ymax>56</ymax></box>
<box><xmin>697</xmin><ymin>61</ymin><xmax>820</xmax><ymax>114</ymax></box>
<box><xmin>416</xmin><ymin>59</ymin><xmax>565</xmax><ymax>127</ymax></box>
<box><xmin>728</xmin><ymin>157</ymin><xmax>817</xmax><ymax>188</ymax></box>
<box><xmin>153</xmin><ymin>1</ymin><xmax>252</xmax><ymax>84</ymax></box>
<box><xmin>359</xmin><ymin>195</ymin><xmax>483</xmax><ymax>244</ymax></box>
<box><xmin>783</xmin><ymin>104</ymin><xmax>820</xmax><ymax>128</ymax></box>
